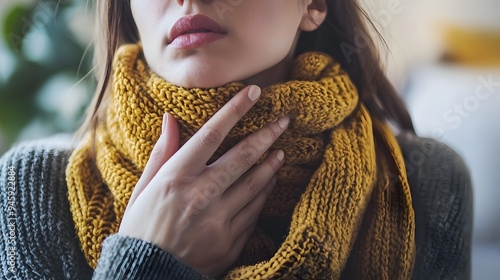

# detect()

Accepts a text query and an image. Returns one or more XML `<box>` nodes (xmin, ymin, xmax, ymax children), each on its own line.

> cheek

<box><xmin>130</xmin><ymin>0</ymin><xmax>168</xmax><ymax>41</ymax></box>
<box><xmin>234</xmin><ymin>3</ymin><xmax>301</xmax><ymax>55</ymax></box>
<box><xmin>131</xmin><ymin>0</ymin><xmax>173</xmax><ymax>73</ymax></box>
<box><xmin>216</xmin><ymin>4</ymin><xmax>300</xmax><ymax>81</ymax></box>
<box><xmin>245</xmin><ymin>1</ymin><xmax>300</xmax><ymax>39</ymax></box>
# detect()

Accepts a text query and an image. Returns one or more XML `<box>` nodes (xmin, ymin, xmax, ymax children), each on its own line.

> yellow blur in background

<box><xmin>444</xmin><ymin>25</ymin><xmax>500</xmax><ymax>67</ymax></box>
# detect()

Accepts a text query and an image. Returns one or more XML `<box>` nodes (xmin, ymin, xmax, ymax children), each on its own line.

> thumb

<box><xmin>127</xmin><ymin>113</ymin><xmax>180</xmax><ymax>208</ymax></box>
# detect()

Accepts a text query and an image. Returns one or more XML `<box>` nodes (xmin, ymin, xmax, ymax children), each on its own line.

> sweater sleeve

<box><xmin>398</xmin><ymin>133</ymin><xmax>473</xmax><ymax>280</ymax></box>
<box><xmin>93</xmin><ymin>234</ymin><xmax>212</xmax><ymax>279</ymax></box>
<box><xmin>0</xmin><ymin>137</ymin><xmax>213</xmax><ymax>279</ymax></box>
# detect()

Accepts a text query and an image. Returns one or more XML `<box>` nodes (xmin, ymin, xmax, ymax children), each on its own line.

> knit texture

<box><xmin>66</xmin><ymin>44</ymin><xmax>415</xmax><ymax>279</ymax></box>
<box><xmin>0</xmin><ymin>136</ymin><xmax>93</xmax><ymax>279</ymax></box>
<box><xmin>0</xmin><ymin>136</ymin><xmax>213</xmax><ymax>279</ymax></box>
<box><xmin>0</xmin><ymin>135</ymin><xmax>472</xmax><ymax>279</ymax></box>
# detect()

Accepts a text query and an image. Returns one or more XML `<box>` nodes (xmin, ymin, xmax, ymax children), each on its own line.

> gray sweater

<box><xmin>0</xmin><ymin>134</ymin><xmax>472</xmax><ymax>279</ymax></box>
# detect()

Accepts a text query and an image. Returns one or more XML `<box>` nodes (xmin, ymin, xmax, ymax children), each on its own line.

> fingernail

<box><xmin>162</xmin><ymin>113</ymin><xmax>168</xmax><ymax>135</ymax></box>
<box><xmin>248</xmin><ymin>85</ymin><xmax>261</xmax><ymax>102</ymax></box>
<box><xmin>278</xmin><ymin>116</ymin><xmax>290</xmax><ymax>129</ymax></box>
<box><xmin>276</xmin><ymin>150</ymin><xmax>285</xmax><ymax>162</ymax></box>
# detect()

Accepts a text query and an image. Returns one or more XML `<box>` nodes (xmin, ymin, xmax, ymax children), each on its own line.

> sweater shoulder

<box><xmin>1</xmin><ymin>134</ymin><xmax>75</xmax><ymax>163</ymax></box>
<box><xmin>396</xmin><ymin>133</ymin><xmax>473</xmax><ymax>216</ymax></box>
<box><xmin>0</xmin><ymin>135</ymin><xmax>76</xmax><ymax>201</ymax></box>
<box><xmin>0</xmin><ymin>136</ymin><xmax>75</xmax><ymax>203</ymax></box>
<box><xmin>0</xmin><ymin>135</ymin><xmax>92</xmax><ymax>279</ymax></box>
<box><xmin>397</xmin><ymin>133</ymin><xmax>471</xmax><ymax>186</ymax></box>
<box><xmin>397</xmin><ymin>133</ymin><xmax>473</xmax><ymax>279</ymax></box>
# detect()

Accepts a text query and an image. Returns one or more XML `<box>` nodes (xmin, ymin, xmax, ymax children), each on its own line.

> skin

<box><xmin>130</xmin><ymin>0</ymin><xmax>327</xmax><ymax>88</ymax></box>
<box><xmin>120</xmin><ymin>0</ymin><xmax>327</xmax><ymax>277</ymax></box>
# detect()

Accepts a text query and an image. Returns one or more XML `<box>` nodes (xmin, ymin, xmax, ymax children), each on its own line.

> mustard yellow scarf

<box><xmin>66</xmin><ymin>44</ymin><xmax>415</xmax><ymax>279</ymax></box>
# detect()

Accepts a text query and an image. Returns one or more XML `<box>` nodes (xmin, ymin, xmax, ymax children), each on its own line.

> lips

<box><xmin>168</xmin><ymin>14</ymin><xmax>226</xmax><ymax>48</ymax></box>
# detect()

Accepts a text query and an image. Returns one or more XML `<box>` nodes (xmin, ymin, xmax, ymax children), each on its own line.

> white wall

<box><xmin>360</xmin><ymin>0</ymin><xmax>500</xmax><ymax>89</ymax></box>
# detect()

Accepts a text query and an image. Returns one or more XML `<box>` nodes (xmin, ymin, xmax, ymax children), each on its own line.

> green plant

<box><xmin>0</xmin><ymin>0</ymin><xmax>93</xmax><ymax>154</ymax></box>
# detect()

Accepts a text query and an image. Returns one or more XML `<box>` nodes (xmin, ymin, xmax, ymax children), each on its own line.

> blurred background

<box><xmin>0</xmin><ymin>0</ymin><xmax>499</xmax><ymax>278</ymax></box>
<box><xmin>362</xmin><ymin>1</ymin><xmax>500</xmax><ymax>279</ymax></box>
<box><xmin>0</xmin><ymin>0</ymin><xmax>93</xmax><ymax>154</ymax></box>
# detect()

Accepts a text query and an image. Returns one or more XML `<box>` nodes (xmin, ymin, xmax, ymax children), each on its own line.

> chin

<box><xmin>161</xmin><ymin>56</ymin><xmax>246</xmax><ymax>89</ymax></box>
<box><xmin>168</xmin><ymin>73</ymin><xmax>238</xmax><ymax>89</ymax></box>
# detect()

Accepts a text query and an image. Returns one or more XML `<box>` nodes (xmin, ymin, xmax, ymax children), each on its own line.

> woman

<box><xmin>0</xmin><ymin>0</ymin><xmax>472</xmax><ymax>279</ymax></box>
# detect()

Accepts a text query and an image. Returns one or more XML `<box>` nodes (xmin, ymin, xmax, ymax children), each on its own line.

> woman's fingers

<box><xmin>119</xmin><ymin>86</ymin><xmax>292</xmax><ymax>277</ymax></box>
<box><xmin>228</xmin><ymin>177</ymin><xmax>275</xmax><ymax>240</ymax></box>
<box><xmin>166</xmin><ymin>85</ymin><xmax>262</xmax><ymax>176</ymax></box>
<box><xmin>205</xmin><ymin>115</ymin><xmax>289</xmax><ymax>194</ymax></box>
<box><xmin>220</xmin><ymin>149</ymin><xmax>284</xmax><ymax>217</ymax></box>
<box><xmin>127</xmin><ymin>113</ymin><xmax>180</xmax><ymax>209</ymax></box>
<box><xmin>223</xmin><ymin>221</ymin><xmax>258</xmax><ymax>272</ymax></box>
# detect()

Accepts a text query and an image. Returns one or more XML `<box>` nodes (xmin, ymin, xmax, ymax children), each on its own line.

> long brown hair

<box><xmin>78</xmin><ymin>0</ymin><xmax>414</xmax><ymax>144</ymax></box>
<box><xmin>294</xmin><ymin>0</ymin><xmax>414</xmax><ymax>131</ymax></box>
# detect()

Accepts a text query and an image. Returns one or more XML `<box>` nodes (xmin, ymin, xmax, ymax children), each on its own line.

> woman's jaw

<box><xmin>148</xmin><ymin>40</ymin><xmax>298</xmax><ymax>89</ymax></box>
<box><xmin>131</xmin><ymin>0</ymin><xmax>310</xmax><ymax>89</ymax></box>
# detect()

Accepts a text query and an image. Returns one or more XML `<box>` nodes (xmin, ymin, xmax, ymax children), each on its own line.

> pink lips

<box><xmin>168</xmin><ymin>14</ymin><xmax>227</xmax><ymax>48</ymax></box>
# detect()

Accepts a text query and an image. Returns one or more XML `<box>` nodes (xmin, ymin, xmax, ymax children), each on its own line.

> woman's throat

<box><xmin>242</xmin><ymin>54</ymin><xmax>294</xmax><ymax>88</ymax></box>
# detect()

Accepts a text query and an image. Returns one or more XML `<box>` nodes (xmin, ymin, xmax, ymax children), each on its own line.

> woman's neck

<box><xmin>242</xmin><ymin>51</ymin><xmax>295</xmax><ymax>88</ymax></box>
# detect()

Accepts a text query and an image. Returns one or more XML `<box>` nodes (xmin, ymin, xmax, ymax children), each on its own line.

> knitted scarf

<box><xmin>66</xmin><ymin>44</ymin><xmax>415</xmax><ymax>279</ymax></box>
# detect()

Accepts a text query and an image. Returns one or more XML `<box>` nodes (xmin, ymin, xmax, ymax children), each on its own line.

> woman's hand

<box><xmin>118</xmin><ymin>85</ymin><xmax>289</xmax><ymax>277</ymax></box>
